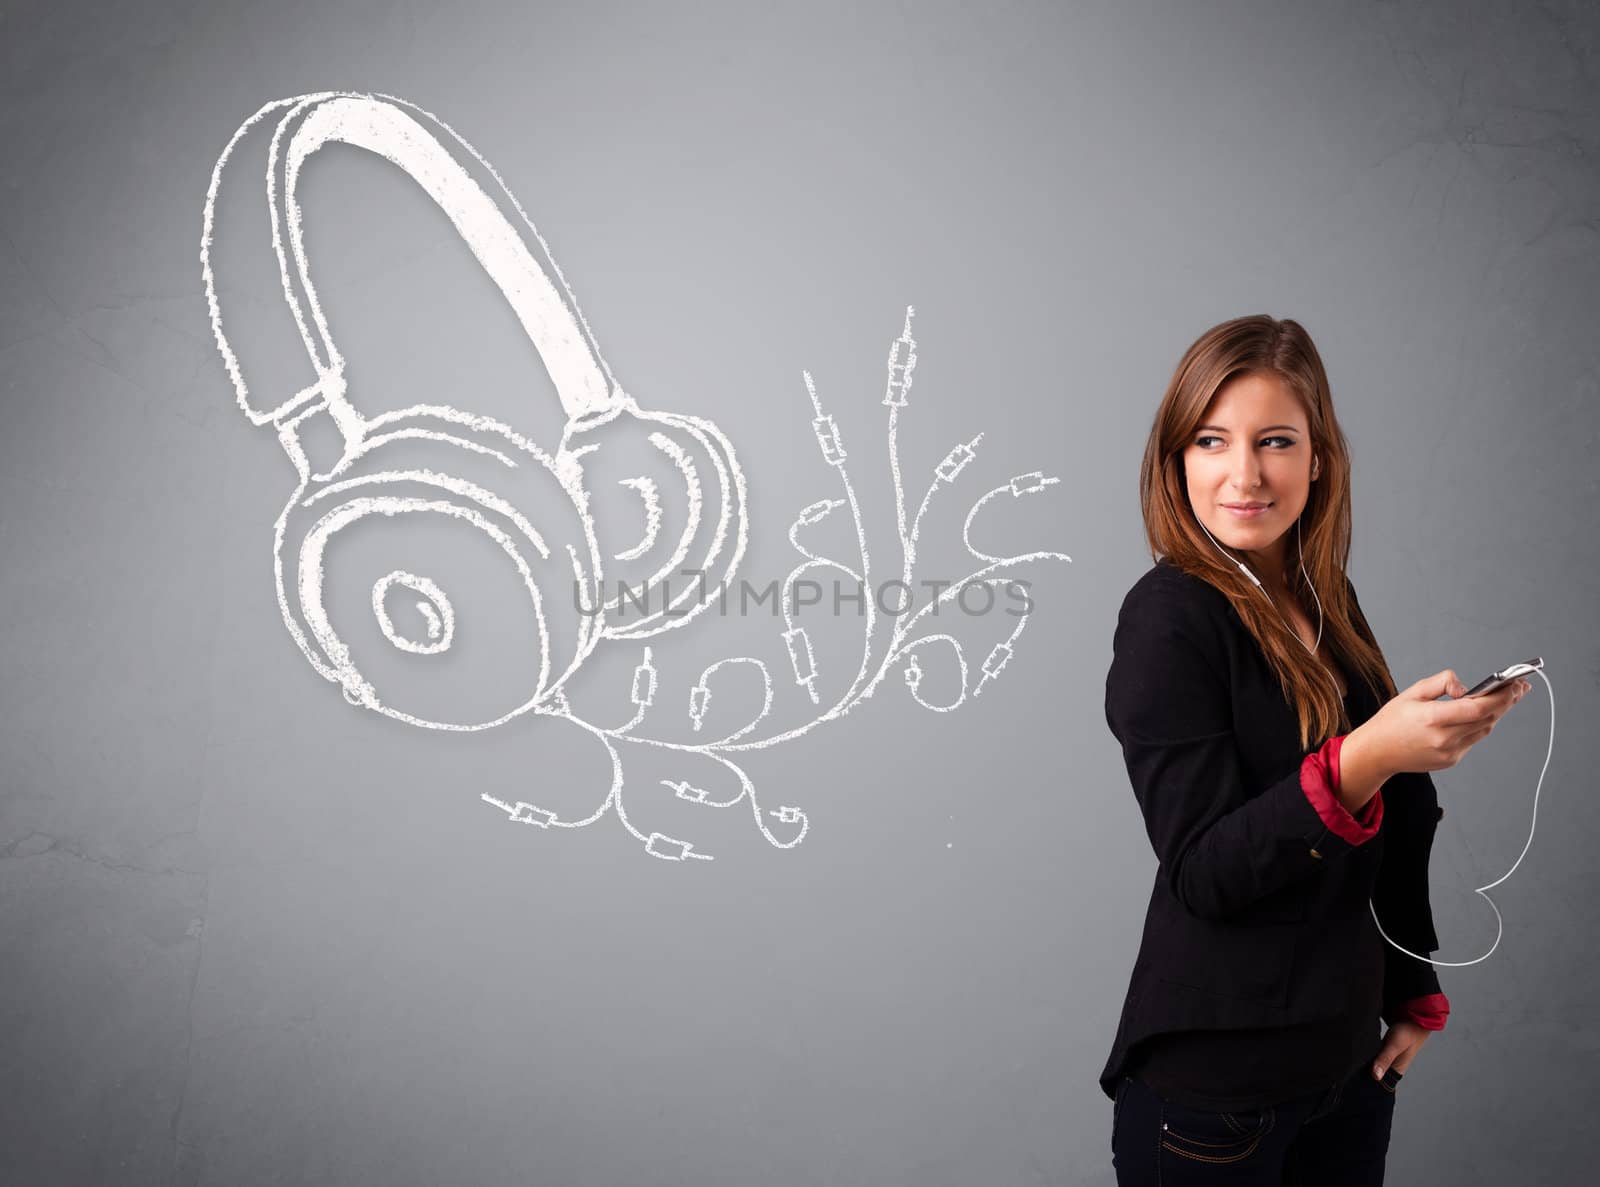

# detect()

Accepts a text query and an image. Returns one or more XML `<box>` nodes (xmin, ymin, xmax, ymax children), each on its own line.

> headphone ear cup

<box><xmin>564</xmin><ymin>402</ymin><xmax>746</xmax><ymax>640</ymax></box>
<box><xmin>276</xmin><ymin>409</ymin><xmax>602</xmax><ymax>728</ymax></box>
<box><xmin>209</xmin><ymin>91</ymin><xmax>750</xmax><ymax>673</ymax></box>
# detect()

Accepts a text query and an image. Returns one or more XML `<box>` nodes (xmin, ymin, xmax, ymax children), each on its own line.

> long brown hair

<box><xmin>1139</xmin><ymin>314</ymin><xmax>1398</xmax><ymax>750</ymax></box>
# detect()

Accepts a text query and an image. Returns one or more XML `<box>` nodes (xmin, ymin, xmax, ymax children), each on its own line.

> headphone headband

<box><xmin>204</xmin><ymin>91</ymin><xmax>620</xmax><ymax>438</ymax></box>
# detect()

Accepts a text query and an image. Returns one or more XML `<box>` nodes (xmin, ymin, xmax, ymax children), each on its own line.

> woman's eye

<box><xmin>1192</xmin><ymin>436</ymin><xmax>1296</xmax><ymax>449</ymax></box>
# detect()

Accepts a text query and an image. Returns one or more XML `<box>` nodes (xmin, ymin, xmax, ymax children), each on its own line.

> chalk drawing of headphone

<box><xmin>201</xmin><ymin>91</ymin><xmax>748</xmax><ymax>730</ymax></box>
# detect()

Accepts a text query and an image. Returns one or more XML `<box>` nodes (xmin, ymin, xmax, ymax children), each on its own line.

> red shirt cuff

<box><xmin>1401</xmin><ymin>992</ymin><xmax>1450</xmax><ymax>1031</ymax></box>
<box><xmin>1300</xmin><ymin>733</ymin><xmax>1383</xmax><ymax>844</ymax></box>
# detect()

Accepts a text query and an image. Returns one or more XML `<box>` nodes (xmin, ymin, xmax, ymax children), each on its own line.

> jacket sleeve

<box><xmin>1374</xmin><ymin>770</ymin><xmax>1446</xmax><ymax>1016</ymax></box>
<box><xmin>1343</xmin><ymin>577</ymin><xmax>1447</xmax><ymax>1017</ymax></box>
<box><xmin>1105</xmin><ymin>579</ymin><xmax>1378</xmax><ymax>921</ymax></box>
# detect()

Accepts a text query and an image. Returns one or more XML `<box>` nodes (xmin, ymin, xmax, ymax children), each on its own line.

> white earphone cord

<box><xmin>1196</xmin><ymin>510</ymin><xmax>1554</xmax><ymax>968</ymax></box>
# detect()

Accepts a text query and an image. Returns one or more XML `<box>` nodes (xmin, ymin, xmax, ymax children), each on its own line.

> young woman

<box><xmin>1101</xmin><ymin>315</ymin><xmax>1529</xmax><ymax>1185</ymax></box>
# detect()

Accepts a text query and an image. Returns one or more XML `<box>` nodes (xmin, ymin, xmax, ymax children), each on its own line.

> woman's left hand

<box><xmin>1373</xmin><ymin>1018</ymin><xmax>1431</xmax><ymax>1079</ymax></box>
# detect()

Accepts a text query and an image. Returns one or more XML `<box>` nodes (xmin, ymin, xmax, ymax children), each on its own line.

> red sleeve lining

<box><xmin>1299</xmin><ymin>733</ymin><xmax>1383</xmax><ymax>844</ymax></box>
<box><xmin>1399</xmin><ymin>992</ymin><xmax>1450</xmax><ymax>1031</ymax></box>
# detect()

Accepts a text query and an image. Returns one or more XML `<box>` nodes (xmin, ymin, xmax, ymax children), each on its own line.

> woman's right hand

<box><xmin>1360</xmin><ymin>669</ymin><xmax>1531</xmax><ymax>776</ymax></box>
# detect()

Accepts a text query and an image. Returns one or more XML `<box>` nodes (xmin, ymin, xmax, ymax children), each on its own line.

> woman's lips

<box><xmin>1223</xmin><ymin>503</ymin><xmax>1272</xmax><ymax>518</ymax></box>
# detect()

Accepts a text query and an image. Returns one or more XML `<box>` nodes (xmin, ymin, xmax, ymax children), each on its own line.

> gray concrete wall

<box><xmin>2</xmin><ymin>2</ymin><xmax>1595</xmax><ymax>1183</ymax></box>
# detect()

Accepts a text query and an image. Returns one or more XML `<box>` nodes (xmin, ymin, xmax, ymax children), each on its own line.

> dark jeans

<box><xmin>1110</xmin><ymin>1061</ymin><xmax>1402</xmax><ymax>1185</ymax></box>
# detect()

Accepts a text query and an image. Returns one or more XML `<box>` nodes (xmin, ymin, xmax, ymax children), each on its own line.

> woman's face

<box><xmin>1181</xmin><ymin>370</ymin><xmax>1315</xmax><ymax>581</ymax></box>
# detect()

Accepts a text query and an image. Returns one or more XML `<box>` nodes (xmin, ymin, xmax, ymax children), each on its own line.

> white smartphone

<box><xmin>1461</xmin><ymin>657</ymin><xmax>1543</xmax><ymax>698</ymax></box>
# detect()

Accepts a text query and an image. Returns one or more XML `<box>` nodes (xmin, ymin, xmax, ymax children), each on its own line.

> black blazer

<box><xmin>1098</xmin><ymin>558</ymin><xmax>1444</xmax><ymax>1102</ymax></box>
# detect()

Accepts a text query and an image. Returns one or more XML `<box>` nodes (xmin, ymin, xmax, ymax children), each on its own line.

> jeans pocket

<box><xmin>1160</xmin><ymin>1101</ymin><xmax>1276</xmax><ymax>1164</ymax></box>
<box><xmin>1378</xmin><ymin>1066</ymin><xmax>1403</xmax><ymax>1095</ymax></box>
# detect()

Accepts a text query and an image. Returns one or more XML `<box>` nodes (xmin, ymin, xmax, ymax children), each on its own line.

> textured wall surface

<box><xmin>2</xmin><ymin>1</ymin><xmax>1596</xmax><ymax>1184</ymax></box>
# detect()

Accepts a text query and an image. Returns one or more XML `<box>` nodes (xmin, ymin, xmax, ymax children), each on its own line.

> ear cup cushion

<box><xmin>564</xmin><ymin>405</ymin><xmax>747</xmax><ymax>639</ymax></box>
<box><xmin>275</xmin><ymin>409</ymin><xmax>601</xmax><ymax>729</ymax></box>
